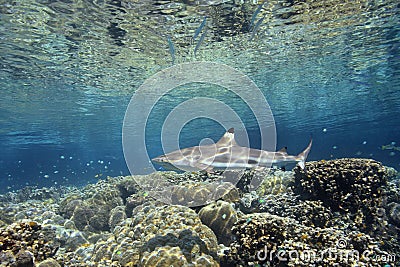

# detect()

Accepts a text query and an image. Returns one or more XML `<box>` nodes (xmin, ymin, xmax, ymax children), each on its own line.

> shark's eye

<box><xmin>248</xmin><ymin>159</ymin><xmax>258</xmax><ymax>164</ymax></box>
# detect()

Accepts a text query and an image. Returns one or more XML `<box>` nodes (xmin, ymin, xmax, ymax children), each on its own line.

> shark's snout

<box><xmin>152</xmin><ymin>155</ymin><xmax>167</xmax><ymax>163</ymax></box>
<box><xmin>151</xmin><ymin>154</ymin><xmax>184</xmax><ymax>171</ymax></box>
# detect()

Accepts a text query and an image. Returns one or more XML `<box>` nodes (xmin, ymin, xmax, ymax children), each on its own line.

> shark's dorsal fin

<box><xmin>278</xmin><ymin>147</ymin><xmax>288</xmax><ymax>153</ymax></box>
<box><xmin>216</xmin><ymin>128</ymin><xmax>238</xmax><ymax>147</ymax></box>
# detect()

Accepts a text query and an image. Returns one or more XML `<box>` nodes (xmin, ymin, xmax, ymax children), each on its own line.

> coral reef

<box><xmin>88</xmin><ymin>201</ymin><xmax>219</xmax><ymax>266</ymax></box>
<box><xmin>388</xmin><ymin>202</ymin><xmax>400</xmax><ymax>227</ymax></box>
<box><xmin>0</xmin><ymin>186</ymin><xmax>68</xmax><ymax>204</ymax></box>
<box><xmin>62</xmin><ymin>187</ymin><xmax>123</xmax><ymax>232</ymax></box>
<box><xmin>141</xmin><ymin>245</ymin><xmax>219</xmax><ymax>267</ymax></box>
<box><xmin>294</xmin><ymin>158</ymin><xmax>387</xmax><ymax>212</ymax></box>
<box><xmin>140</xmin><ymin>245</ymin><xmax>190</xmax><ymax>266</ymax></box>
<box><xmin>59</xmin><ymin>194</ymin><xmax>83</xmax><ymax>219</ymax></box>
<box><xmin>224</xmin><ymin>213</ymin><xmax>392</xmax><ymax>266</ymax></box>
<box><xmin>125</xmin><ymin>192</ymin><xmax>150</xmax><ymax>217</ymax></box>
<box><xmin>166</xmin><ymin>181</ymin><xmax>235</xmax><ymax>206</ymax></box>
<box><xmin>383</xmin><ymin>180</ymin><xmax>400</xmax><ymax>229</ymax></box>
<box><xmin>198</xmin><ymin>200</ymin><xmax>239</xmax><ymax>245</ymax></box>
<box><xmin>0</xmin><ymin>199</ymin><xmax>60</xmax><ymax>227</ymax></box>
<box><xmin>256</xmin><ymin>169</ymin><xmax>294</xmax><ymax>195</ymax></box>
<box><xmin>133</xmin><ymin>171</ymin><xmax>239</xmax><ymax>206</ymax></box>
<box><xmin>108</xmin><ymin>206</ymin><xmax>126</xmax><ymax>231</ymax></box>
<box><xmin>0</xmin><ymin>159</ymin><xmax>398</xmax><ymax>266</ymax></box>
<box><xmin>385</xmin><ymin>166</ymin><xmax>399</xmax><ymax>181</ymax></box>
<box><xmin>36</xmin><ymin>258</ymin><xmax>61</xmax><ymax>267</ymax></box>
<box><xmin>14</xmin><ymin>250</ymin><xmax>34</xmax><ymax>267</ymax></box>
<box><xmin>115</xmin><ymin>176</ymin><xmax>139</xmax><ymax>200</ymax></box>
<box><xmin>257</xmin><ymin>192</ymin><xmax>334</xmax><ymax>228</ymax></box>
<box><xmin>0</xmin><ymin>222</ymin><xmax>59</xmax><ymax>265</ymax></box>
<box><xmin>55</xmin><ymin>227</ymin><xmax>89</xmax><ymax>252</ymax></box>
<box><xmin>294</xmin><ymin>158</ymin><xmax>389</xmax><ymax>233</ymax></box>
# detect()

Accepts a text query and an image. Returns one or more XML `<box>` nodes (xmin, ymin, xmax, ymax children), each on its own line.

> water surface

<box><xmin>1</xmin><ymin>0</ymin><xmax>399</xmax><ymax>192</ymax></box>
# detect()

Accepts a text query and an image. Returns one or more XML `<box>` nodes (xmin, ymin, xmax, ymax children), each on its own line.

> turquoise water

<box><xmin>0</xmin><ymin>0</ymin><xmax>399</xmax><ymax>192</ymax></box>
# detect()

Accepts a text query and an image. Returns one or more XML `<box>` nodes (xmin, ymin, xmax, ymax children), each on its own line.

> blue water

<box><xmin>1</xmin><ymin>1</ymin><xmax>399</xmax><ymax>193</ymax></box>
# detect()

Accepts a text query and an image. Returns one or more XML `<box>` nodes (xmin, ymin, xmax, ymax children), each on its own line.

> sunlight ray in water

<box><xmin>0</xmin><ymin>1</ymin><xmax>399</xmax><ymax>265</ymax></box>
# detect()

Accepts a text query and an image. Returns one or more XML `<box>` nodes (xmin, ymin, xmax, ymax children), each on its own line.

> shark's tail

<box><xmin>296</xmin><ymin>138</ymin><xmax>313</xmax><ymax>170</ymax></box>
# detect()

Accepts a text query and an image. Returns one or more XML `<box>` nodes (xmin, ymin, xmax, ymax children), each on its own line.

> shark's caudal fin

<box><xmin>216</xmin><ymin>127</ymin><xmax>238</xmax><ymax>147</ymax></box>
<box><xmin>296</xmin><ymin>138</ymin><xmax>313</xmax><ymax>170</ymax></box>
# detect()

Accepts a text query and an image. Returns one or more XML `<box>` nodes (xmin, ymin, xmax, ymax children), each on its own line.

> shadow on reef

<box><xmin>0</xmin><ymin>158</ymin><xmax>399</xmax><ymax>266</ymax></box>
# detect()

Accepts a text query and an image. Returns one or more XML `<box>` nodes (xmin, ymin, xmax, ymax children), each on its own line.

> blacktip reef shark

<box><xmin>152</xmin><ymin>128</ymin><xmax>312</xmax><ymax>172</ymax></box>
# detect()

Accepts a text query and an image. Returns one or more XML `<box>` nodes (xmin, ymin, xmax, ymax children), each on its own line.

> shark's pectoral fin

<box><xmin>192</xmin><ymin>162</ymin><xmax>214</xmax><ymax>172</ymax></box>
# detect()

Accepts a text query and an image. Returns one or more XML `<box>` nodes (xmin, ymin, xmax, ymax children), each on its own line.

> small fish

<box><xmin>249</xmin><ymin>2</ymin><xmax>264</xmax><ymax>31</ymax></box>
<box><xmin>194</xmin><ymin>28</ymin><xmax>207</xmax><ymax>56</ymax></box>
<box><xmin>193</xmin><ymin>16</ymin><xmax>207</xmax><ymax>41</ymax></box>
<box><xmin>249</xmin><ymin>16</ymin><xmax>265</xmax><ymax>41</ymax></box>
<box><xmin>381</xmin><ymin>144</ymin><xmax>400</xmax><ymax>151</ymax></box>
<box><xmin>167</xmin><ymin>36</ymin><xmax>175</xmax><ymax>64</ymax></box>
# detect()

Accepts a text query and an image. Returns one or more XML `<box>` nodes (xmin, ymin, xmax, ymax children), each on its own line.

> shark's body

<box><xmin>152</xmin><ymin>128</ymin><xmax>312</xmax><ymax>172</ymax></box>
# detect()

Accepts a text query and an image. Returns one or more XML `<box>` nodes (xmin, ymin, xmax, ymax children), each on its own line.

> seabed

<box><xmin>0</xmin><ymin>158</ymin><xmax>399</xmax><ymax>267</ymax></box>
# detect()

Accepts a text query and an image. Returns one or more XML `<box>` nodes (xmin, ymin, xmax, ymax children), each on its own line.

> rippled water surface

<box><xmin>0</xmin><ymin>0</ymin><xmax>399</xmax><ymax>191</ymax></box>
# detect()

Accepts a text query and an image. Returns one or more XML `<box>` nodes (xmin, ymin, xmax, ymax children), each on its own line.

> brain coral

<box><xmin>256</xmin><ymin>169</ymin><xmax>295</xmax><ymax>195</ymax></box>
<box><xmin>198</xmin><ymin>200</ymin><xmax>238</xmax><ymax>245</ymax></box>
<box><xmin>140</xmin><ymin>245</ymin><xmax>219</xmax><ymax>267</ymax></box>
<box><xmin>91</xmin><ymin>201</ymin><xmax>219</xmax><ymax>266</ymax></box>
<box><xmin>67</xmin><ymin>187</ymin><xmax>123</xmax><ymax>232</ymax></box>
